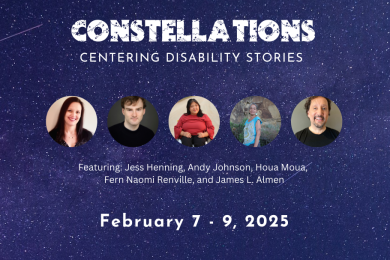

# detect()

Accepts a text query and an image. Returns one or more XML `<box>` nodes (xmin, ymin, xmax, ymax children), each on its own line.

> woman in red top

<box><xmin>174</xmin><ymin>99</ymin><xmax>215</xmax><ymax>147</ymax></box>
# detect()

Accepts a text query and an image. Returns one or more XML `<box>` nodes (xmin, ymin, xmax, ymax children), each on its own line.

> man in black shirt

<box><xmin>295</xmin><ymin>96</ymin><xmax>339</xmax><ymax>147</ymax></box>
<box><xmin>109</xmin><ymin>96</ymin><xmax>155</xmax><ymax>147</ymax></box>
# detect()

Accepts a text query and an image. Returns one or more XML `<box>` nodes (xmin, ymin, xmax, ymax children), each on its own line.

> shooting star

<box><xmin>0</xmin><ymin>24</ymin><xmax>43</xmax><ymax>42</ymax></box>
<box><xmin>277</xmin><ymin>162</ymin><xmax>313</xmax><ymax>187</ymax></box>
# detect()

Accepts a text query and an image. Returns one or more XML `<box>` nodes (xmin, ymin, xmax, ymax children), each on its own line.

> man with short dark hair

<box><xmin>295</xmin><ymin>96</ymin><xmax>339</xmax><ymax>147</ymax></box>
<box><xmin>109</xmin><ymin>96</ymin><xmax>155</xmax><ymax>147</ymax></box>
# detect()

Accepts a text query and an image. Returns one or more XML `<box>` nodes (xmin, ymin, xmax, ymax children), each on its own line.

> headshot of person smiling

<box><xmin>47</xmin><ymin>96</ymin><xmax>94</xmax><ymax>147</ymax></box>
<box><xmin>307</xmin><ymin>96</ymin><xmax>329</xmax><ymax>133</ymax></box>
<box><xmin>294</xmin><ymin>96</ymin><xmax>341</xmax><ymax>147</ymax></box>
<box><xmin>64</xmin><ymin>102</ymin><xmax>82</xmax><ymax>126</ymax></box>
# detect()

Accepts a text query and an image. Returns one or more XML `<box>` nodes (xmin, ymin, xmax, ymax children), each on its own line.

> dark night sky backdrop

<box><xmin>0</xmin><ymin>0</ymin><xmax>389</xmax><ymax>259</ymax></box>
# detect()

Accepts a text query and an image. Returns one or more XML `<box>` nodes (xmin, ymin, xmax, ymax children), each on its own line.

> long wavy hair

<box><xmin>53</xmin><ymin>97</ymin><xmax>85</xmax><ymax>142</ymax></box>
<box><xmin>185</xmin><ymin>99</ymin><xmax>204</xmax><ymax>117</ymax></box>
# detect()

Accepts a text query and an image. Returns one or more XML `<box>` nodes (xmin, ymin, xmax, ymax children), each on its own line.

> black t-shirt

<box><xmin>109</xmin><ymin>122</ymin><xmax>155</xmax><ymax>147</ymax></box>
<box><xmin>295</xmin><ymin>127</ymin><xmax>339</xmax><ymax>147</ymax></box>
<box><xmin>49</xmin><ymin>128</ymin><xmax>93</xmax><ymax>147</ymax></box>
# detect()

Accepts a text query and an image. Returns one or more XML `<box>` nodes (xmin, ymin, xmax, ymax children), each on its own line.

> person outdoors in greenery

<box><xmin>243</xmin><ymin>103</ymin><xmax>262</xmax><ymax>147</ymax></box>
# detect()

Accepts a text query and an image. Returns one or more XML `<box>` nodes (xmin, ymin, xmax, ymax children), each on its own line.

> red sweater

<box><xmin>174</xmin><ymin>114</ymin><xmax>215</xmax><ymax>139</ymax></box>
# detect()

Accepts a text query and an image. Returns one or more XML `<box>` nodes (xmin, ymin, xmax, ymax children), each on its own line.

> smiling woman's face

<box><xmin>190</xmin><ymin>102</ymin><xmax>200</xmax><ymax>115</ymax></box>
<box><xmin>64</xmin><ymin>102</ymin><xmax>82</xmax><ymax>127</ymax></box>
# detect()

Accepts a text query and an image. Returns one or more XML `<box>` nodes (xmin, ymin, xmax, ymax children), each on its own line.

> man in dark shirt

<box><xmin>295</xmin><ymin>96</ymin><xmax>339</xmax><ymax>147</ymax></box>
<box><xmin>109</xmin><ymin>96</ymin><xmax>155</xmax><ymax>147</ymax></box>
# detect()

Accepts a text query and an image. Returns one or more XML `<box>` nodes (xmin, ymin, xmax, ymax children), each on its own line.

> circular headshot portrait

<box><xmin>291</xmin><ymin>96</ymin><xmax>342</xmax><ymax>147</ymax></box>
<box><xmin>107</xmin><ymin>96</ymin><xmax>158</xmax><ymax>147</ymax></box>
<box><xmin>46</xmin><ymin>96</ymin><xmax>97</xmax><ymax>147</ymax></box>
<box><xmin>230</xmin><ymin>96</ymin><xmax>281</xmax><ymax>147</ymax></box>
<box><xmin>169</xmin><ymin>96</ymin><xmax>220</xmax><ymax>147</ymax></box>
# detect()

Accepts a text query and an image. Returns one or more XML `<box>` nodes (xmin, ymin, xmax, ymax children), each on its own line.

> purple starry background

<box><xmin>0</xmin><ymin>0</ymin><xmax>389</xmax><ymax>259</ymax></box>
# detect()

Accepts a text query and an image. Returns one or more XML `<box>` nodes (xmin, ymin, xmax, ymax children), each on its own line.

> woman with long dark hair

<box><xmin>49</xmin><ymin>97</ymin><xmax>92</xmax><ymax>147</ymax></box>
<box><xmin>174</xmin><ymin>99</ymin><xmax>215</xmax><ymax>147</ymax></box>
